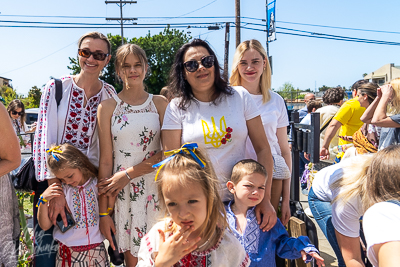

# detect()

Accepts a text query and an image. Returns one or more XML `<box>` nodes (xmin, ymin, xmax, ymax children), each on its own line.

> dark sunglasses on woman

<box><xmin>11</xmin><ymin>111</ymin><xmax>23</xmax><ymax>116</ymax></box>
<box><xmin>183</xmin><ymin>55</ymin><xmax>215</xmax><ymax>72</ymax></box>
<box><xmin>78</xmin><ymin>49</ymin><xmax>109</xmax><ymax>61</ymax></box>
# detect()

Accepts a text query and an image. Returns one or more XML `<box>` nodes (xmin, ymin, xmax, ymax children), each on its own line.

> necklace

<box><xmin>197</xmin><ymin>237</ymin><xmax>210</xmax><ymax>250</ymax></box>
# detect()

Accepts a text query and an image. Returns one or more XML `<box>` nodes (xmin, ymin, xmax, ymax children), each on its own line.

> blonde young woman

<box><xmin>308</xmin><ymin>154</ymin><xmax>372</xmax><ymax>267</ymax></box>
<box><xmin>230</xmin><ymin>39</ymin><xmax>291</xmax><ymax>226</ymax></box>
<box><xmin>362</xmin><ymin>145</ymin><xmax>400</xmax><ymax>267</ymax></box>
<box><xmin>97</xmin><ymin>44</ymin><xmax>168</xmax><ymax>266</ymax></box>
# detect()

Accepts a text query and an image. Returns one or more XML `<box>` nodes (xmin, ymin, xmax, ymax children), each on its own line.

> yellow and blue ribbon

<box><xmin>152</xmin><ymin>143</ymin><xmax>206</xmax><ymax>181</ymax></box>
<box><xmin>36</xmin><ymin>194</ymin><xmax>48</xmax><ymax>208</ymax></box>
<box><xmin>46</xmin><ymin>146</ymin><xmax>63</xmax><ymax>162</ymax></box>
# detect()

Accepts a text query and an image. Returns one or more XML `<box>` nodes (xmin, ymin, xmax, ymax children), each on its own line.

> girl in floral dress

<box><xmin>97</xmin><ymin>44</ymin><xmax>168</xmax><ymax>266</ymax></box>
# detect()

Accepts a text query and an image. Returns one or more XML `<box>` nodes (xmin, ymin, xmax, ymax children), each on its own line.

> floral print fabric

<box><xmin>111</xmin><ymin>94</ymin><xmax>161</xmax><ymax>256</ymax></box>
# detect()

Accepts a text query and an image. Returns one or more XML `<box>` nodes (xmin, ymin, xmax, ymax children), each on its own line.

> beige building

<box><xmin>0</xmin><ymin>76</ymin><xmax>11</xmax><ymax>87</ymax></box>
<box><xmin>364</xmin><ymin>63</ymin><xmax>400</xmax><ymax>85</ymax></box>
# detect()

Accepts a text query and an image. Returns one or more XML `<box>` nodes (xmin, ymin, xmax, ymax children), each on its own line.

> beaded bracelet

<box><xmin>36</xmin><ymin>194</ymin><xmax>48</xmax><ymax>208</ymax></box>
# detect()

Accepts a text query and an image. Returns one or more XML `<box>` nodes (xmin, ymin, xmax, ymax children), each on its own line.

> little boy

<box><xmin>225</xmin><ymin>159</ymin><xmax>325</xmax><ymax>267</ymax></box>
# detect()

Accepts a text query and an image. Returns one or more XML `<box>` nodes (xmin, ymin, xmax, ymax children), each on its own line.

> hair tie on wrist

<box><xmin>36</xmin><ymin>194</ymin><xmax>48</xmax><ymax>208</ymax></box>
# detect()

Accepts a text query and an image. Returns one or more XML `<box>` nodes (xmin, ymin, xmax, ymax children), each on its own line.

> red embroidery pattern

<box><xmin>63</xmin><ymin>87</ymin><xmax>99</xmax><ymax>149</ymax></box>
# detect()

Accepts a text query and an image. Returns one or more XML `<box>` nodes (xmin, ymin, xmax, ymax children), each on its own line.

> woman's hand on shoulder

<box><xmin>155</xmin><ymin>225</ymin><xmax>200</xmax><ymax>267</ymax></box>
<box><xmin>301</xmin><ymin>251</ymin><xmax>325</xmax><ymax>267</ymax></box>
<box><xmin>255</xmin><ymin>199</ymin><xmax>277</xmax><ymax>231</ymax></box>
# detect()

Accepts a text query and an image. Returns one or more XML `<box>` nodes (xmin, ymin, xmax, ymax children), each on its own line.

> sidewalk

<box><xmin>300</xmin><ymin>193</ymin><xmax>339</xmax><ymax>267</ymax></box>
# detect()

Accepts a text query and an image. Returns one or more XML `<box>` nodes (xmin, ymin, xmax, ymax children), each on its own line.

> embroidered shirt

<box><xmin>53</xmin><ymin>178</ymin><xmax>104</xmax><ymax>247</ymax></box>
<box><xmin>33</xmin><ymin>76</ymin><xmax>116</xmax><ymax>181</ymax></box>
<box><xmin>137</xmin><ymin>220</ymin><xmax>250</xmax><ymax>267</ymax></box>
<box><xmin>225</xmin><ymin>201</ymin><xmax>318</xmax><ymax>267</ymax></box>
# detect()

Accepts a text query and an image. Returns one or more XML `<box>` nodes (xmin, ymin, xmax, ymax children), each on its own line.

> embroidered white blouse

<box><xmin>53</xmin><ymin>178</ymin><xmax>105</xmax><ymax>247</ymax></box>
<box><xmin>33</xmin><ymin>76</ymin><xmax>116</xmax><ymax>182</ymax></box>
<box><xmin>137</xmin><ymin>220</ymin><xmax>250</xmax><ymax>267</ymax></box>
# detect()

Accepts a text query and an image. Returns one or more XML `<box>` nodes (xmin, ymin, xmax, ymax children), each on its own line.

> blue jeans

<box><xmin>33</xmin><ymin>181</ymin><xmax>57</xmax><ymax>267</ymax></box>
<box><xmin>308</xmin><ymin>187</ymin><xmax>346</xmax><ymax>267</ymax></box>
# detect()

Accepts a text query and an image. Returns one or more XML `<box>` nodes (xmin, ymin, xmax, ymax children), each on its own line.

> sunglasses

<box><xmin>183</xmin><ymin>55</ymin><xmax>215</xmax><ymax>72</ymax></box>
<box><xmin>78</xmin><ymin>49</ymin><xmax>109</xmax><ymax>61</ymax></box>
<box><xmin>12</xmin><ymin>111</ymin><xmax>23</xmax><ymax>116</ymax></box>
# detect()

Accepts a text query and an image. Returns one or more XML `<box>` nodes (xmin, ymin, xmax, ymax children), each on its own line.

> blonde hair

<box><xmin>388</xmin><ymin>78</ymin><xmax>400</xmax><ymax>115</ymax></box>
<box><xmin>363</xmin><ymin>145</ymin><xmax>400</xmax><ymax>210</ymax></box>
<box><xmin>78</xmin><ymin>32</ymin><xmax>111</xmax><ymax>54</ymax></box>
<box><xmin>47</xmin><ymin>143</ymin><xmax>98</xmax><ymax>181</ymax></box>
<box><xmin>230</xmin><ymin>39</ymin><xmax>272</xmax><ymax>103</ymax></box>
<box><xmin>331</xmin><ymin>154</ymin><xmax>374</xmax><ymax>210</ymax></box>
<box><xmin>114</xmin><ymin>44</ymin><xmax>148</xmax><ymax>89</ymax></box>
<box><xmin>230</xmin><ymin>159</ymin><xmax>267</xmax><ymax>185</ymax></box>
<box><xmin>156</xmin><ymin>147</ymin><xmax>227</xmax><ymax>244</ymax></box>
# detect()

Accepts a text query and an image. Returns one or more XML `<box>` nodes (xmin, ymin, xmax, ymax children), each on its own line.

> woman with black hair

<box><xmin>162</xmin><ymin>39</ymin><xmax>276</xmax><ymax>231</ymax></box>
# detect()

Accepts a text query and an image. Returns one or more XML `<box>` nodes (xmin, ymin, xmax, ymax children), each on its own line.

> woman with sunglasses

<box><xmin>162</xmin><ymin>39</ymin><xmax>276</xmax><ymax>231</ymax></box>
<box><xmin>230</xmin><ymin>40</ymin><xmax>292</xmax><ymax>227</ymax></box>
<box><xmin>33</xmin><ymin>31</ymin><xmax>116</xmax><ymax>267</ymax></box>
<box><xmin>7</xmin><ymin>99</ymin><xmax>36</xmax><ymax>150</ymax></box>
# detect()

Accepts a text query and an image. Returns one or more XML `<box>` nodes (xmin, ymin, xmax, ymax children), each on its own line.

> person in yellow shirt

<box><xmin>320</xmin><ymin>82</ymin><xmax>378</xmax><ymax>162</ymax></box>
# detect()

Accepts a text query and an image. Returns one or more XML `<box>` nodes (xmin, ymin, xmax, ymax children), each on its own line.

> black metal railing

<box><xmin>289</xmin><ymin>111</ymin><xmax>320</xmax><ymax>201</ymax></box>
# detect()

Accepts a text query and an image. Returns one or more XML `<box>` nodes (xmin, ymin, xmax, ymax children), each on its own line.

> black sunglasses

<box><xmin>12</xmin><ymin>111</ymin><xmax>23</xmax><ymax>116</ymax></box>
<box><xmin>78</xmin><ymin>49</ymin><xmax>109</xmax><ymax>61</ymax></box>
<box><xmin>183</xmin><ymin>55</ymin><xmax>215</xmax><ymax>72</ymax></box>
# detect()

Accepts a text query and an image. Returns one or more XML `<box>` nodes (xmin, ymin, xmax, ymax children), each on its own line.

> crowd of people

<box><xmin>0</xmin><ymin>31</ymin><xmax>399</xmax><ymax>267</ymax></box>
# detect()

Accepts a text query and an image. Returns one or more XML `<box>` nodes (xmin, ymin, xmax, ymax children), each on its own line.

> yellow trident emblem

<box><xmin>201</xmin><ymin>116</ymin><xmax>228</xmax><ymax>148</ymax></box>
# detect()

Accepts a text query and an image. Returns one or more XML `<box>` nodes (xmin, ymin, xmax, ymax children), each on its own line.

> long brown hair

<box><xmin>47</xmin><ymin>143</ymin><xmax>98</xmax><ymax>181</ymax></box>
<box><xmin>363</xmin><ymin>145</ymin><xmax>400</xmax><ymax>210</ymax></box>
<box><xmin>156</xmin><ymin>146</ymin><xmax>227</xmax><ymax>245</ymax></box>
<box><xmin>7</xmin><ymin>99</ymin><xmax>26</xmax><ymax>129</ymax></box>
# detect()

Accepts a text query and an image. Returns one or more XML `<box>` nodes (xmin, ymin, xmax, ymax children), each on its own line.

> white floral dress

<box><xmin>111</xmin><ymin>94</ymin><xmax>161</xmax><ymax>256</ymax></box>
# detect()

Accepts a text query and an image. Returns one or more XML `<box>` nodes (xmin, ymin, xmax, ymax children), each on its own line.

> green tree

<box><xmin>0</xmin><ymin>85</ymin><xmax>18</xmax><ymax>106</ymax></box>
<box><xmin>277</xmin><ymin>82</ymin><xmax>295</xmax><ymax>100</ymax></box>
<box><xmin>318</xmin><ymin>85</ymin><xmax>330</xmax><ymax>92</ymax></box>
<box><xmin>25</xmin><ymin>86</ymin><xmax>42</xmax><ymax>108</ymax></box>
<box><xmin>68</xmin><ymin>27</ymin><xmax>191</xmax><ymax>94</ymax></box>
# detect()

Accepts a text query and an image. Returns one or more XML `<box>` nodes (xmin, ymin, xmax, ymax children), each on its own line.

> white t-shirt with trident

<box><xmin>162</xmin><ymin>86</ymin><xmax>260</xmax><ymax>201</ymax></box>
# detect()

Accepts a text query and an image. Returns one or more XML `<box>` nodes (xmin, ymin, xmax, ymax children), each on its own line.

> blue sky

<box><xmin>1</xmin><ymin>0</ymin><xmax>400</xmax><ymax>96</ymax></box>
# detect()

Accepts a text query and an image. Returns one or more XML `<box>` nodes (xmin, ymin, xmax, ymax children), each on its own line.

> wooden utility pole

<box><xmin>235</xmin><ymin>0</ymin><xmax>240</xmax><ymax>47</ymax></box>
<box><xmin>105</xmin><ymin>0</ymin><xmax>137</xmax><ymax>45</ymax></box>
<box><xmin>223</xmin><ymin>23</ymin><xmax>230</xmax><ymax>81</ymax></box>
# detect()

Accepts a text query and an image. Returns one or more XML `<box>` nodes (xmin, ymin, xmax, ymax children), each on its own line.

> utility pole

<box><xmin>235</xmin><ymin>0</ymin><xmax>240</xmax><ymax>47</ymax></box>
<box><xmin>223</xmin><ymin>23</ymin><xmax>230</xmax><ymax>81</ymax></box>
<box><xmin>105</xmin><ymin>0</ymin><xmax>137</xmax><ymax>45</ymax></box>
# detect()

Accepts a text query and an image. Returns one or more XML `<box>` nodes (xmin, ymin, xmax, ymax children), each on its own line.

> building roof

<box><xmin>364</xmin><ymin>63</ymin><xmax>400</xmax><ymax>80</ymax></box>
<box><xmin>0</xmin><ymin>76</ymin><xmax>12</xmax><ymax>81</ymax></box>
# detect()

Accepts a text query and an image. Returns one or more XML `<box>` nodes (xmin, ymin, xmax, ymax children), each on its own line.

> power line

<box><xmin>276</xmin><ymin>20</ymin><xmax>400</xmax><ymax>35</ymax></box>
<box><xmin>240</xmin><ymin>26</ymin><xmax>400</xmax><ymax>46</ymax></box>
<box><xmin>0</xmin><ymin>40</ymin><xmax>78</xmax><ymax>75</ymax></box>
